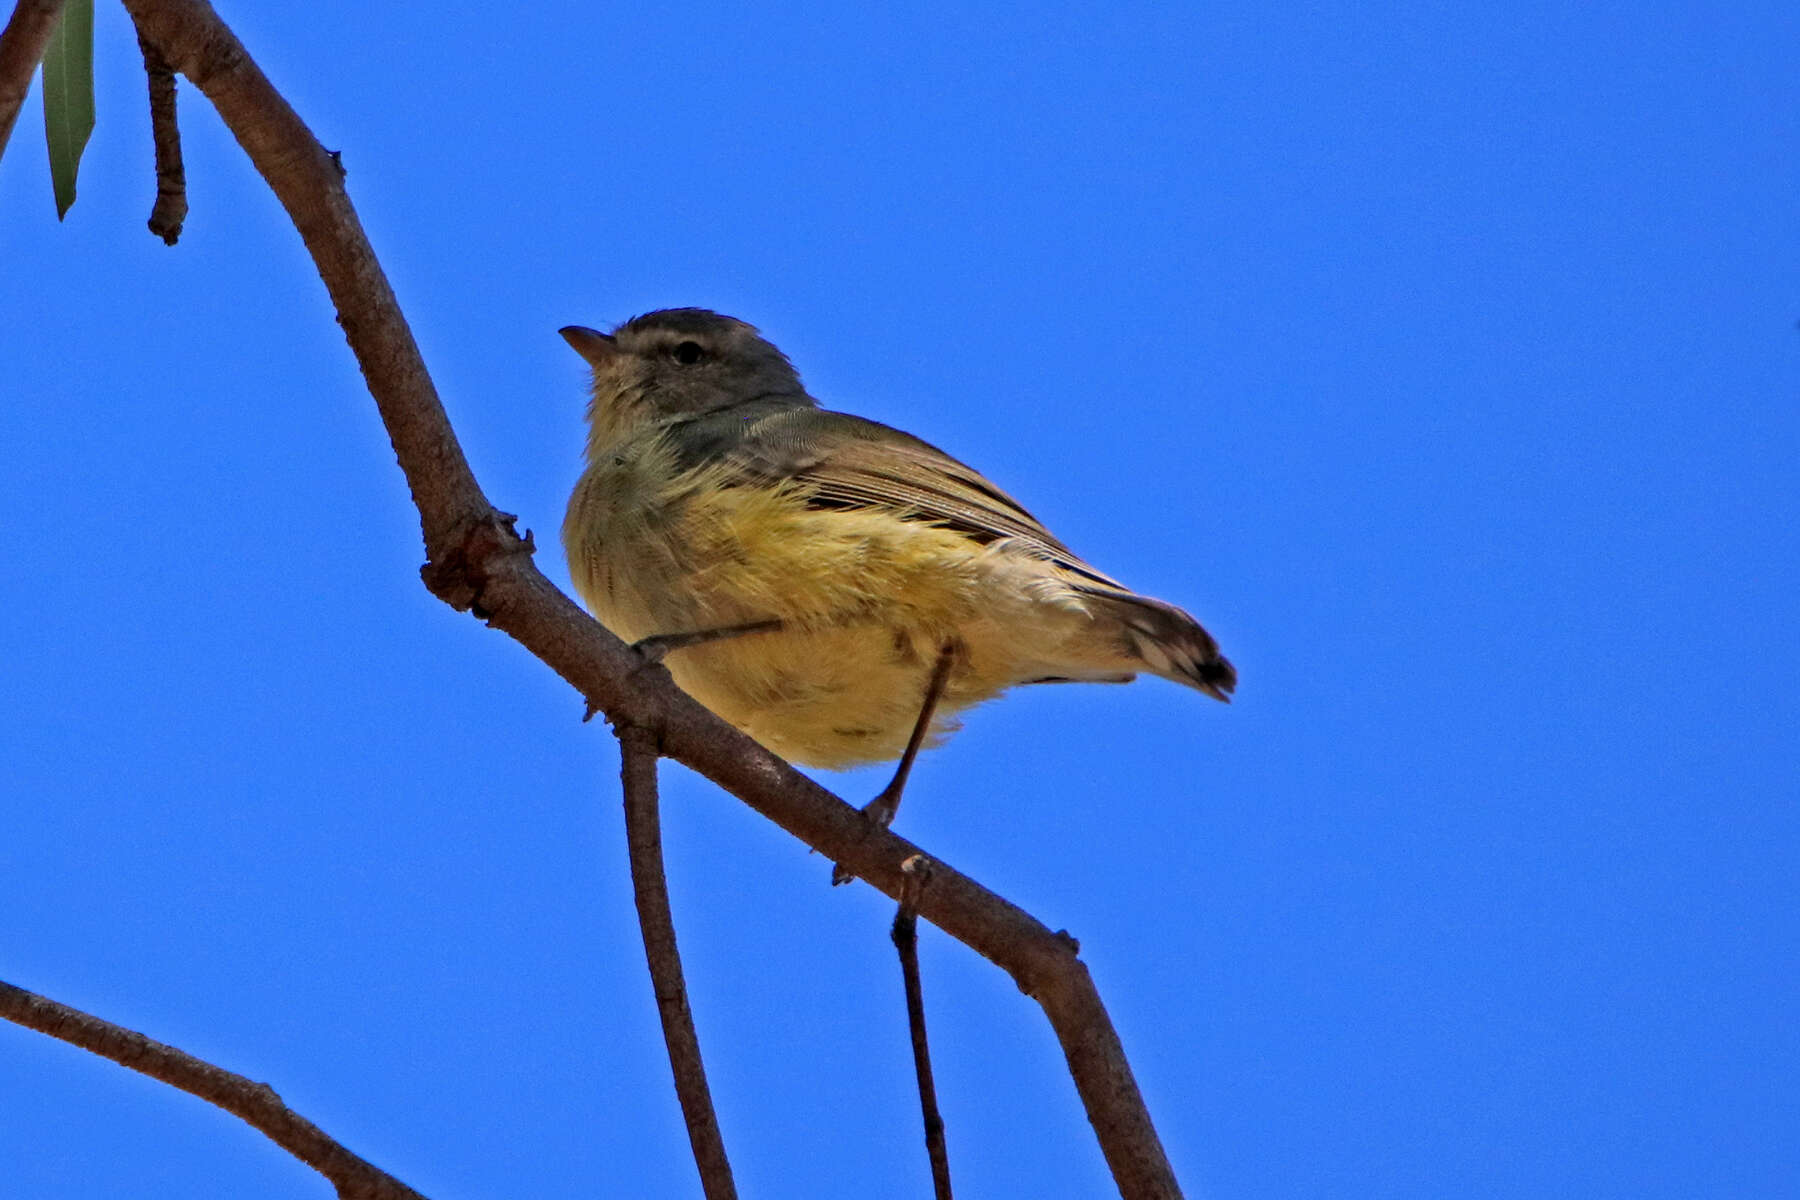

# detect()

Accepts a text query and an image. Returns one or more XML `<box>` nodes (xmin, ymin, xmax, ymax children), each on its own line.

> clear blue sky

<box><xmin>3</xmin><ymin>2</ymin><xmax>1795</xmax><ymax>1197</ymax></box>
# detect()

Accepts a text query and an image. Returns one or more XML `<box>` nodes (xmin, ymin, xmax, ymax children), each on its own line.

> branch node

<box><xmin>102</xmin><ymin>0</ymin><xmax>1190</xmax><ymax>1188</ymax></box>
<box><xmin>615</xmin><ymin>719</ymin><xmax>661</xmax><ymax>756</ymax></box>
<box><xmin>418</xmin><ymin>508</ymin><xmax>530</xmax><ymax>616</ymax></box>
<box><xmin>1003</xmin><ymin>930</ymin><xmax>1084</xmax><ymax>1001</ymax></box>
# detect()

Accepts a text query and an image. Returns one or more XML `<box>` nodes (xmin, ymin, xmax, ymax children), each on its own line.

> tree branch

<box><xmin>619</xmin><ymin>723</ymin><xmax>739</xmax><ymax>1200</ymax></box>
<box><xmin>0</xmin><ymin>979</ymin><xmax>427</xmax><ymax>1200</ymax></box>
<box><xmin>894</xmin><ymin>858</ymin><xmax>954</xmax><ymax>1199</ymax></box>
<box><xmin>119</xmin><ymin>0</ymin><xmax>488</xmax><ymax>563</ymax></box>
<box><xmin>105</xmin><ymin>2</ymin><xmax>1188</xmax><ymax>1194</ymax></box>
<box><xmin>134</xmin><ymin>17</ymin><xmax>186</xmax><ymax>243</ymax></box>
<box><xmin>0</xmin><ymin>0</ymin><xmax>65</xmax><ymax>157</ymax></box>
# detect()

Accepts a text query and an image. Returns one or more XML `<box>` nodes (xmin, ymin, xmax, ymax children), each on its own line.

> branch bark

<box><xmin>0</xmin><ymin>0</ymin><xmax>64</xmax><ymax>156</ymax></box>
<box><xmin>894</xmin><ymin>860</ymin><xmax>955</xmax><ymax>1199</ymax></box>
<box><xmin>619</xmin><ymin>724</ymin><xmax>739</xmax><ymax>1200</ymax></box>
<box><xmin>41</xmin><ymin>2</ymin><xmax>1193</xmax><ymax>1195</ymax></box>
<box><xmin>134</xmin><ymin>16</ymin><xmax>187</xmax><ymax>243</ymax></box>
<box><xmin>0</xmin><ymin>979</ymin><xmax>427</xmax><ymax>1200</ymax></box>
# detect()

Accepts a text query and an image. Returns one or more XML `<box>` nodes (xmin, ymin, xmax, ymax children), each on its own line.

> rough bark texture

<box><xmin>10</xmin><ymin>2</ymin><xmax>1191</xmax><ymax>1195</ymax></box>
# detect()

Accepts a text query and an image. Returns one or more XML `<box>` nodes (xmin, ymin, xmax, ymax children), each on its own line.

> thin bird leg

<box><xmin>631</xmin><ymin>618</ymin><xmax>784</xmax><ymax>664</ymax></box>
<box><xmin>832</xmin><ymin>641</ymin><xmax>957</xmax><ymax>886</ymax></box>
<box><xmin>865</xmin><ymin>641</ymin><xmax>958</xmax><ymax>830</ymax></box>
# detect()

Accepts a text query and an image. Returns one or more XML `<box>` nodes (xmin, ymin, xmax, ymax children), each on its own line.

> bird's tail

<box><xmin>1076</xmin><ymin>586</ymin><xmax>1237</xmax><ymax>702</ymax></box>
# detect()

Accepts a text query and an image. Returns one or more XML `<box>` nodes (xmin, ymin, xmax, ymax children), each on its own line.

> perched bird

<box><xmin>561</xmin><ymin>308</ymin><xmax>1234</xmax><ymax>861</ymax></box>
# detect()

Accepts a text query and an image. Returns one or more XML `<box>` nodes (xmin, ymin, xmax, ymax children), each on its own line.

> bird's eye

<box><xmin>671</xmin><ymin>341</ymin><xmax>706</xmax><ymax>365</ymax></box>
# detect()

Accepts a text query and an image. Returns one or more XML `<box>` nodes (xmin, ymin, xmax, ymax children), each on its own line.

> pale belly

<box><xmin>669</xmin><ymin>623</ymin><xmax>965</xmax><ymax>767</ymax></box>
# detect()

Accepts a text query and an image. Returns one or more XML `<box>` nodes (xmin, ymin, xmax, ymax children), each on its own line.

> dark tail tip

<box><xmin>1078</xmin><ymin>585</ymin><xmax>1238</xmax><ymax>703</ymax></box>
<box><xmin>1195</xmin><ymin>654</ymin><xmax>1237</xmax><ymax>703</ymax></box>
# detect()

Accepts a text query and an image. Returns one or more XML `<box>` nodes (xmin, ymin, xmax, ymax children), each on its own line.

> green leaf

<box><xmin>42</xmin><ymin>0</ymin><xmax>95</xmax><ymax>219</ymax></box>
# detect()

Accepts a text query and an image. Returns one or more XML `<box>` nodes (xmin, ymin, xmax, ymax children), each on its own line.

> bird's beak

<box><xmin>559</xmin><ymin>325</ymin><xmax>618</xmax><ymax>368</ymax></box>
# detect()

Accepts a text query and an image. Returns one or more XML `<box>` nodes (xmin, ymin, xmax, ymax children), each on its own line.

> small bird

<box><xmin>561</xmin><ymin>309</ymin><xmax>1234</xmax><ymax>865</ymax></box>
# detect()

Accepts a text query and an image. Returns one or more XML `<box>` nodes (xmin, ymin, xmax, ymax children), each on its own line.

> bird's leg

<box><xmin>832</xmin><ymin>640</ymin><xmax>958</xmax><ymax>886</ymax></box>
<box><xmin>864</xmin><ymin>641</ymin><xmax>959</xmax><ymax>831</ymax></box>
<box><xmin>630</xmin><ymin>618</ymin><xmax>784</xmax><ymax>664</ymax></box>
<box><xmin>583</xmin><ymin>618</ymin><xmax>787</xmax><ymax>721</ymax></box>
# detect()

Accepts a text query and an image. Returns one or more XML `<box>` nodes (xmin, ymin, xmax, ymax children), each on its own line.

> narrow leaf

<box><xmin>41</xmin><ymin>0</ymin><xmax>94</xmax><ymax>219</ymax></box>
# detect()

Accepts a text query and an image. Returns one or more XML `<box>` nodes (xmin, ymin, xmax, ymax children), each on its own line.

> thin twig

<box><xmin>0</xmin><ymin>978</ymin><xmax>427</xmax><ymax>1200</ymax></box>
<box><xmin>122</xmin><ymin>0</ymin><xmax>490</xmax><ymax>566</ymax></box>
<box><xmin>0</xmin><ymin>0</ymin><xmax>65</xmax><ymax>156</ymax></box>
<box><xmin>893</xmin><ymin>855</ymin><xmax>953</xmax><ymax>1200</ymax></box>
<box><xmin>135</xmin><ymin>21</ymin><xmax>186</xmax><ymax>243</ymax></box>
<box><xmin>115</xmin><ymin>4</ymin><xmax>1188</xmax><ymax>1194</ymax></box>
<box><xmin>618</xmin><ymin>723</ymin><xmax>739</xmax><ymax>1200</ymax></box>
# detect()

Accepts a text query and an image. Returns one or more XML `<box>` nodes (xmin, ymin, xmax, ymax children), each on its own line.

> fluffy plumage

<box><xmin>562</xmin><ymin>308</ymin><xmax>1234</xmax><ymax>769</ymax></box>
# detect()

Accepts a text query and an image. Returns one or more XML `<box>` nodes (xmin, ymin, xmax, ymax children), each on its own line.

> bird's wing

<box><xmin>669</xmin><ymin>405</ymin><xmax>1126</xmax><ymax>589</ymax></box>
<box><xmin>662</xmin><ymin>403</ymin><xmax>1237</xmax><ymax>701</ymax></box>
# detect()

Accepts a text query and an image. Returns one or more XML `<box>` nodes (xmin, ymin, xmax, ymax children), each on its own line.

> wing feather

<box><xmin>657</xmin><ymin>401</ymin><xmax>1236</xmax><ymax>702</ymax></box>
<box><xmin>666</xmin><ymin>405</ymin><xmax>1125</xmax><ymax>588</ymax></box>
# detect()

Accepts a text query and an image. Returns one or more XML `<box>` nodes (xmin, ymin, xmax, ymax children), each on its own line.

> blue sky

<box><xmin>3</xmin><ymin>2</ymin><xmax>1795</xmax><ymax>1197</ymax></box>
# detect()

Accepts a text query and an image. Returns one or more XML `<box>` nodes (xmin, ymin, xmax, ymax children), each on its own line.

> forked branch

<box><xmin>9</xmin><ymin>2</ymin><xmax>1191</xmax><ymax>1195</ymax></box>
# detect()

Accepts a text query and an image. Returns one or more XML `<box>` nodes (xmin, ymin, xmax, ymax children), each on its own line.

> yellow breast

<box><xmin>564</xmin><ymin>452</ymin><xmax>1125</xmax><ymax>768</ymax></box>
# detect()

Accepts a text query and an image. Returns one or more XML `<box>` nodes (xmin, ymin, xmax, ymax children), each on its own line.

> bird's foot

<box><xmin>830</xmin><ymin>787</ymin><xmax>901</xmax><ymax>886</ymax></box>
